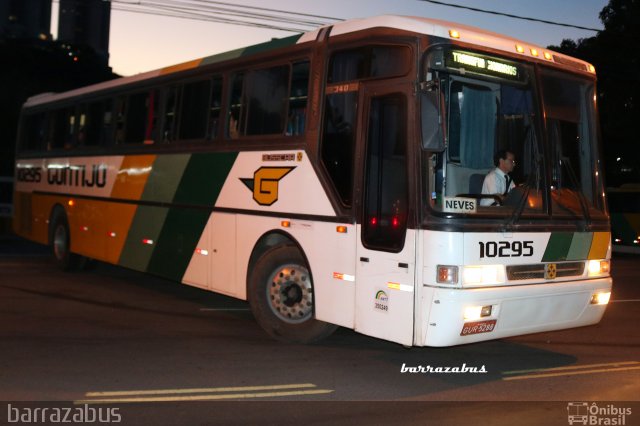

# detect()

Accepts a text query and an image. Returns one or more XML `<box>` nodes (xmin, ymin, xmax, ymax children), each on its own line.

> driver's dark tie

<box><xmin>503</xmin><ymin>175</ymin><xmax>512</xmax><ymax>196</ymax></box>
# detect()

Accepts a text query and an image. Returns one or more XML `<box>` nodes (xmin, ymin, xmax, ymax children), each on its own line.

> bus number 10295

<box><xmin>478</xmin><ymin>241</ymin><xmax>534</xmax><ymax>258</ymax></box>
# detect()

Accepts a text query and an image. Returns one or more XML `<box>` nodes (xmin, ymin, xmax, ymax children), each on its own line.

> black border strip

<box><xmin>33</xmin><ymin>190</ymin><xmax>354</xmax><ymax>224</ymax></box>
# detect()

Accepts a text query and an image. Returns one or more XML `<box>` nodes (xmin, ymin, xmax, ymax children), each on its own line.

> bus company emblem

<box><xmin>240</xmin><ymin>167</ymin><xmax>295</xmax><ymax>206</ymax></box>
<box><xmin>374</xmin><ymin>290</ymin><xmax>389</xmax><ymax>313</ymax></box>
<box><xmin>545</xmin><ymin>263</ymin><xmax>557</xmax><ymax>280</ymax></box>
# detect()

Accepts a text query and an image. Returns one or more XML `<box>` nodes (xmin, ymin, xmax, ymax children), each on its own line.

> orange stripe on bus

<box><xmin>110</xmin><ymin>155</ymin><xmax>156</xmax><ymax>200</ymax></box>
<box><xmin>160</xmin><ymin>59</ymin><xmax>203</xmax><ymax>75</ymax></box>
<box><xmin>105</xmin><ymin>202</ymin><xmax>139</xmax><ymax>264</ymax></box>
<box><xmin>588</xmin><ymin>232</ymin><xmax>610</xmax><ymax>259</ymax></box>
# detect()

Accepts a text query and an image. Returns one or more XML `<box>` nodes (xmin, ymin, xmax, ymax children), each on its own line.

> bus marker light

<box><xmin>387</xmin><ymin>282</ymin><xmax>413</xmax><ymax>292</ymax></box>
<box><xmin>590</xmin><ymin>292</ymin><xmax>611</xmax><ymax>305</ymax></box>
<box><xmin>530</xmin><ymin>48</ymin><xmax>539</xmax><ymax>57</ymax></box>
<box><xmin>544</xmin><ymin>51</ymin><xmax>553</xmax><ymax>60</ymax></box>
<box><xmin>436</xmin><ymin>265</ymin><xmax>458</xmax><ymax>284</ymax></box>
<box><xmin>81</xmin><ymin>226</ymin><xmax>89</xmax><ymax>232</ymax></box>
<box><xmin>333</xmin><ymin>272</ymin><xmax>354</xmax><ymax>282</ymax></box>
<box><xmin>68</xmin><ymin>199</ymin><xmax>75</xmax><ymax>206</ymax></box>
<box><xmin>281</xmin><ymin>220</ymin><xmax>291</xmax><ymax>228</ymax></box>
<box><xmin>588</xmin><ymin>64</ymin><xmax>596</xmax><ymax>73</ymax></box>
<box><xmin>142</xmin><ymin>239</ymin><xmax>154</xmax><ymax>245</ymax></box>
<box><xmin>336</xmin><ymin>225</ymin><xmax>348</xmax><ymax>233</ymax></box>
<box><xmin>515</xmin><ymin>44</ymin><xmax>525</xmax><ymax>54</ymax></box>
<box><xmin>587</xmin><ymin>260</ymin><xmax>610</xmax><ymax>276</ymax></box>
<box><xmin>196</xmin><ymin>248</ymin><xmax>209</xmax><ymax>256</ymax></box>
<box><xmin>449</xmin><ymin>29</ymin><xmax>461</xmax><ymax>39</ymax></box>
<box><xmin>108</xmin><ymin>232</ymin><xmax>117</xmax><ymax>238</ymax></box>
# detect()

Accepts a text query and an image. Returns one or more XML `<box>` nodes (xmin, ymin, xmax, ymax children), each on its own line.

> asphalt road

<box><xmin>0</xmin><ymin>236</ymin><xmax>638</xmax><ymax>425</ymax></box>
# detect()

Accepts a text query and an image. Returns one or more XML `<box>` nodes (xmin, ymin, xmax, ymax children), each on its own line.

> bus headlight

<box><xmin>587</xmin><ymin>260</ymin><xmax>610</xmax><ymax>277</ymax></box>
<box><xmin>463</xmin><ymin>265</ymin><xmax>505</xmax><ymax>286</ymax></box>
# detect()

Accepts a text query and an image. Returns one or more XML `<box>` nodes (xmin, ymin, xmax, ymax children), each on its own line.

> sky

<box><xmin>53</xmin><ymin>0</ymin><xmax>610</xmax><ymax>76</ymax></box>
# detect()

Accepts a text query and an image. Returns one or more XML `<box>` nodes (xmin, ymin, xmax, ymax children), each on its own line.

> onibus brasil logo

<box><xmin>567</xmin><ymin>402</ymin><xmax>632</xmax><ymax>425</ymax></box>
<box><xmin>240</xmin><ymin>167</ymin><xmax>295</xmax><ymax>206</ymax></box>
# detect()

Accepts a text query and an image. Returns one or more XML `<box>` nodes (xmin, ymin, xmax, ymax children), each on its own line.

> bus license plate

<box><xmin>460</xmin><ymin>320</ymin><xmax>497</xmax><ymax>336</ymax></box>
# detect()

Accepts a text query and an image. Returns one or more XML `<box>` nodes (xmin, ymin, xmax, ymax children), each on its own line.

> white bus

<box><xmin>13</xmin><ymin>15</ymin><xmax>612</xmax><ymax>346</ymax></box>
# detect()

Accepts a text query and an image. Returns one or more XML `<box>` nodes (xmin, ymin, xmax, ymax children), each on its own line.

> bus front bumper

<box><xmin>421</xmin><ymin>277</ymin><xmax>612</xmax><ymax>347</ymax></box>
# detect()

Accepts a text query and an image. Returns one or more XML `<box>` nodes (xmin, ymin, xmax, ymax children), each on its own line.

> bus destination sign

<box><xmin>447</xmin><ymin>51</ymin><xmax>522</xmax><ymax>81</ymax></box>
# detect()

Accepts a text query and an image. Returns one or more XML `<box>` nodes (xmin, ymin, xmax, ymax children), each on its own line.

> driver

<box><xmin>480</xmin><ymin>149</ymin><xmax>516</xmax><ymax>206</ymax></box>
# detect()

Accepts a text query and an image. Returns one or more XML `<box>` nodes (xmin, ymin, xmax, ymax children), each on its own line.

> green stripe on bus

<box><xmin>143</xmin><ymin>152</ymin><xmax>238</xmax><ymax>280</ymax></box>
<box><xmin>566</xmin><ymin>232</ymin><xmax>593</xmax><ymax>260</ymax></box>
<box><xmin>141</xmin><ymin>154</ymin><xmax>192</xmax><ymax>203</ymax></box>
<box><xmin>146</xmin><ymin>208</ymin><xmax>211</xmax><ymax>281</ymax></box>
<box><xmin>118</xmin><ymin>205</ymin><xmax>169</xmax><ymax>271</ymax></box>
<box><xmin>199</xmin><ymin>35</ymin><xmax>302</xmax><ymax>67</ymax></box>
<box><xmin>172</xmin><ymin>152</ymin><xmax>238</xmax><ymax>206</ymax></box>
<box><xmin>541</xmin><ymin>232</ymin><xmax>574</xmax><ymax>262</ymax></box>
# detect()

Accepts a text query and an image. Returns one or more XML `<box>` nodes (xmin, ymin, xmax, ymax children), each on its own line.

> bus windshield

<box><xmin>423</xmin><ymin>49</ymin><xmax>606</xmax><ymax>221</ymax></box>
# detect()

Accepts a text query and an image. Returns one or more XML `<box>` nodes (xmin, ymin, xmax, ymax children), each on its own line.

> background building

<box><xmin>57</xmin><ymin>0</ymin><xmax>111</xmax><ymax>65</ymax></box>
<box><xmin>0</xmin><ymin>0</ymin><xmax>52</xmax><ymax>40</ymax></box>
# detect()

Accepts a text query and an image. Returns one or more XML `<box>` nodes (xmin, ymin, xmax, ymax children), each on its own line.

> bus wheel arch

<box><xmin>48</xmin><ymin>205</ymin><xmax>83</xmax><ymax>271</ymax></box>
<box><xmin>247</xmin><ymin>232</ymin><xmax>337</xmax><ymax>343</ymax></box>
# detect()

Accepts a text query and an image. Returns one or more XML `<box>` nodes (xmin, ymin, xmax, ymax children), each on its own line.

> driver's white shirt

<box><xmin>480</xmin><ymin>167</ymin><xmax>515</xmax><ymax>206</ymax></box>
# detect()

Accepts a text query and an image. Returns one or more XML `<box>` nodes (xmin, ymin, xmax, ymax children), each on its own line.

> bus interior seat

<box><xmin>469</xmin><ymin>173</ymin><xmax>486</xmax><ymax>195</ymax></box>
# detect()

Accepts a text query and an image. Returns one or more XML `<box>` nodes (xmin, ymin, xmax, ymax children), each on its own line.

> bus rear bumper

<box><xmin>421</xmin><ymin>277</ymin><xmax>612</xmax><ymax>347</ymax></box>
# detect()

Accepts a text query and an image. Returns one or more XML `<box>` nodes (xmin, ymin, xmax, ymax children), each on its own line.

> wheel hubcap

<box><xmin>53</xmin><ymin>225</ymin><xmax>68</xmax><ymax>260</ymax></box>
<box><xmin>267</xmin><ymin>264</ymin><xmax>313</xmax><ymax>324</ymax></box>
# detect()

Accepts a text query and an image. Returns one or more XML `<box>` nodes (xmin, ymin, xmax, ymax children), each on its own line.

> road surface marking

<box><xmin>78</xmin><ymin>383</ymin><xmax>333</xmax><ymax>404</ymax></box>
<box><xmin>86</xmin><ymin>383</ymin><xmax>318</xmax><ymax>397</ymax></box>
<box><xmin>503</xmin><ymin>361</ymin><xmax>640</xmax><ymax>375</ymax></box>
<box><xmin>503</xmin><ymin>361</ymin><xmax>640</xmax><ymax>381</ymax></box>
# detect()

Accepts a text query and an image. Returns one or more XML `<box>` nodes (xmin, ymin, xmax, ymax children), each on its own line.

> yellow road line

<box><xmin>86</xmin><ymin>383</ymin><xmax>317</xmax><ymax>397</ymax></box>
<box><xmin>503</xmin><ymin>360</ymin><xmax>640</xmax><ymax>376</ymax></box>
<box><xmin>503</xmin><ymin>365</ymin><xmax>640</xmax><ymax>381</ymax></box>
<box><xmin>76</xmin><ymin>389</ymin><xmax>333</xmax><ymax>404</ymax></box>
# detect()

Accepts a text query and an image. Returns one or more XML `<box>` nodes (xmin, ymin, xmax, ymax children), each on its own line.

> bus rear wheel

<box><xmin>248</xmin><ymin>244</ymin><xmax>337</xmax><ymax>344</ymax></box>
<box><xmin>50</xmin><ymin>209</ymin><xmax>84</xmax><ymax>271</ymax></box>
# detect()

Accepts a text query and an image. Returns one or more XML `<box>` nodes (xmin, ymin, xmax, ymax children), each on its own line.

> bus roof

<box><xmin>24</xmin><ymin>14</ymin><xmax>595</xmax><ymax>108</ymax></box>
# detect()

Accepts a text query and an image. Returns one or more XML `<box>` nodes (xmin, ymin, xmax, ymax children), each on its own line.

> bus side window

<box><xmin>115</xmin><ymin>97</ymin><xmax>126</xmax><ymax>145</ymax></box>
<box><xmin>23</xmin><ymin>113</ymin><xmax>47</xmax><ymax>151</ymax></box>
<box><xmin>245</xmin><ymin>65</ymin><xmax>289</xmax><ymax>135</ymax></box>
<box><xmin>124</xmin><ymin>92</ymin><xmax>150</xmax><ymax>144</ymax></box>
<box><xmin>64</xmin><ymin>107</ymin><xmax>77</xmax><ymax>149</ymax></box>
<box><xmin>179</xmin><ymin>80</ymin><xmax>210</xmax><ymax>141</ymax></box>
<box><xmin>287</xmin><ymin>61</ymin><xmax>309</xmax><ymax>136</ymax></box>
<box><xmin>101</xmin><ymin>99</ymin><xmax>113</xmax><ymax>146</ymax></box>
<box><xmin>321</xmin><ymin>91</ymin><xmax>357</xmax><ymax>206</ymax></box>
<box><xmin>228</xmin><ymin>73</ymin><xmax>243</xmax><ymax>139</ymax></box>
<box><xmin>209</xmin><ymin>76</ymin><xmax>222</xmax><ymax>140</ymax></box>
<box><xmin>162</xmin><ymin>86</ymin><xmax>179</xmax><ymax>143</ymax></box>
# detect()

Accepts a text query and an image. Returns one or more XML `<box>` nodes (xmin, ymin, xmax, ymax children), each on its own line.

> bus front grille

<box><xmin>506</xmin><ymin>262</ymin><xmax>585</xmax><ymax>281</ymax></box>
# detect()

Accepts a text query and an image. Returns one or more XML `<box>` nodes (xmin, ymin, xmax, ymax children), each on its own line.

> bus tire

<box><xmin>50</xmin><ymin>209</ymin><xmax>84</xmax><ymax>271</ymax></box>
<box><xmin>248</xmin><ymin>244</ymin><xmax>337</xmax><ymax>344</ymax></box>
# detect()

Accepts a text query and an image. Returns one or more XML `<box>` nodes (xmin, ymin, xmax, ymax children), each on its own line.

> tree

<box><xmin>548</xmin><ymin>0</ymin><xmax>640</xmax><ymax>186</ymax></box>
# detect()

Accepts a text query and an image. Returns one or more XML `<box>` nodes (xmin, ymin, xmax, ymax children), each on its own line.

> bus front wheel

<box><xmin>248</xmin><ymin>244</ymin><xmax>337</xmax><ymax>344</ymax></box>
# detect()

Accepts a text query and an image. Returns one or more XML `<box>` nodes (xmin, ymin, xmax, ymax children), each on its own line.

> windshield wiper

<box><xmin>556</xmin><ymin>156</ymin><xmax>591</xmax><ymax>229</ymax></box>
<box><xmin>503</xmin><ymin>124</ymin><xmax>540</xmax><ymax>230</ymax></box>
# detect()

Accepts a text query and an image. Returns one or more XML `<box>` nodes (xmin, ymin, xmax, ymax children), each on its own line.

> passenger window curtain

<box><xmin>459</xmin><ymin>86</ymin><xmax>495</xmax><ymax>169</ymax></box>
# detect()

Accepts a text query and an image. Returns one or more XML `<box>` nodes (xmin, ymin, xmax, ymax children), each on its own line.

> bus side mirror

<box><xmin>421</xmin><ymin>84</ymin><xmax>445</xmax><ymax>152</ymax></box>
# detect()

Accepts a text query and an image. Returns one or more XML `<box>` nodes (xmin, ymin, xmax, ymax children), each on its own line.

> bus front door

<box><xmin>354</xmin><ymin>86</ymin><xmax>416</xmax><ymax>346</ymax></box>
